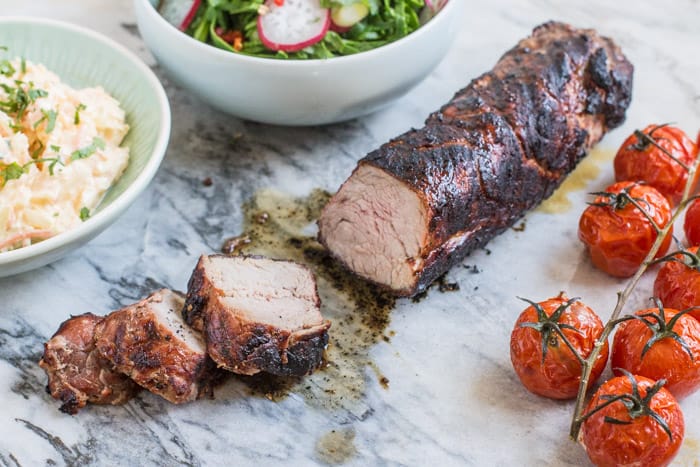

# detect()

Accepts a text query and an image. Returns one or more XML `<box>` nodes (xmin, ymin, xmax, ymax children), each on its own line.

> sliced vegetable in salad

<box><xmin>157</xmin><ymin>0</ymin><xmax>445</xmax><ymax>59</ymax></box>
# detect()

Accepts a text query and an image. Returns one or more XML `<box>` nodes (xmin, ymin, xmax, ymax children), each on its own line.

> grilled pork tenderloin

<box><xmin>183</xmin><ymin>255</ymin><xmax>331</xmax><ymax>377</ymax></box>
<box><xmin>94</xmin><ymin>289</ymin><xmax>220</xmax><ymax>404</ymax></box>
<box><xmin>318</xmin><ymin>21</ymin><xmax>634</xmax><ymax>296</ymax></box>
<box><xmin>39</xmin><ymin>313</ymin><xmax>139</xmax><ymax>414</ymax></box>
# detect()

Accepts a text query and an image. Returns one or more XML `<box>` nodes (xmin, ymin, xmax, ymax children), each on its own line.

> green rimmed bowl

<box><xmin>0</xmin><ymin>17</ymin><xmax>171</xmax><ymax>277</ymax></box>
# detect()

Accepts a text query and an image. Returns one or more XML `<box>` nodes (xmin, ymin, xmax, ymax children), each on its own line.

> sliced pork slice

<box><xmin>183</xmin><ymin>255</ymin><xmax>331</xmax><ymax>377</ymax></box>
<box><xmin>318</xmin><ymin>21</ymin><xmax>634</xmax><ymax>296</ymax></box>
<box><xmin>94</xmin><ymin>289</ymin><xmax>220</xmax><ymax>404</ymax></box>
<box><xmin>39</xmin><ymin>313</ymin><xmax>139</xmax><ymax>414</ymax></box>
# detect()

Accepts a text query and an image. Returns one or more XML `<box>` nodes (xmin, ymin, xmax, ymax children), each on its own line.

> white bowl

<box><xmin>0</xmin><ymin>18</ymin><xmax>171</xmax><ymax>278</ymax></box>
<box><xmin>134</xmin><ymin>0</ymin><xmax>463</xmax><ymax>126</ymax></box>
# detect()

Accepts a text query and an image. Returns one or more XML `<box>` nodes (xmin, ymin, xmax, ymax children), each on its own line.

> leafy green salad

<box><xmin>157</xmin><ymin>0</ymin><xmax>447</xmax><ymax>59</ymax></box>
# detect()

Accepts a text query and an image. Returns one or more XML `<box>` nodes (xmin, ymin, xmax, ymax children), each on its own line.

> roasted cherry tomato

<box><xmin>614</xmin><ymin>124</ymin><xmax>698</xmax><ymax>206</ymax></box>
<box><xmin>684</xmin><ymin>198</ymin><xmax>700</xmax><ymax>246</ymax></box>
<box><xmin>509</xmin><ymin>293</ymin><xmax>608</xmax><ymax>399</ymax></box>
<box><xmin>654</xmin><ymin>246</ymin><xmax>700</xmax><ymax>321</ymax></box>
<box><xmin>578</xmin><ymin>181</ymin><xmax>673</xmax><ymax>278</ymax></box>
<box><xmin>580</xmin><ymin>372</ymin><xmax>684</xmax><ymax>467</ymax></box>
<box><xmin>611</xmin><ymin>303</ymin><xmax>700</xmax><ymax>399</ymax></box>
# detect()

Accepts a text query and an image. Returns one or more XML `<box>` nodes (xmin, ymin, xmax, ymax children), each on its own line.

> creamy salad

<box><xmin>0</xmin><ymin>58</ymin><xmax>129</xmax><ymax>252</ymax></box>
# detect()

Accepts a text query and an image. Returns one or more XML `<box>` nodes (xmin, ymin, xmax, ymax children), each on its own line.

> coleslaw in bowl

<box><xmin>0</xmin><ymin>17</ymin><xmax>170</xmax><ymax>277</ymax></box>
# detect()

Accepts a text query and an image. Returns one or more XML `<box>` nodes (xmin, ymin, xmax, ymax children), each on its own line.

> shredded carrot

<box><xmin>0</xmin><ymin>230</ymin><xmax>53</xmax><ymax>250</ymax></box>
<box><xmin>232</xmin><ymin>31</ymin><xmax>243</xmax><ymax>51</ymax></box>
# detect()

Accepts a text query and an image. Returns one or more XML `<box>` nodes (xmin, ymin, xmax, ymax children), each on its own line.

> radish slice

<box><xmin>257</xmin><ymin>0</ymin><xmax>331</xmax><ymax>53</ymax></box>
<box><xmin>157</xmin><ymin>0</ymin><xmax>201</xmax><ymax>31</ymax></box>
<box><xmin>329</xmin><ymin>23</ymin><xmax>352</xmax><ymax>34</ymax></box>
<box><xmin>420</xmin><ymin>0</ymin><xmax>448</xmax><ymax>24</ymax></box>
<box><xmin>330</xmin><ymin>3</ymin><xmax>369</xmax><ymax>29</ymax></box>
<box><xmin>425</xmin><ymin>0</ymin><xmax>449</xmax><ymax>10</ymax></box>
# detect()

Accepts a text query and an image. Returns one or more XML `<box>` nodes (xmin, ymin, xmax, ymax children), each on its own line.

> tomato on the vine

<box><xmin>654</xmin><ymin>246</ymin><xmax>700</xmax><ymax>320</ymax></box>
<box><xmin>580</xmin><ymin>372</ymin><xmax>684</xmax><ymax>467</ymax></box>
<box><xmin>684</xmin><ymin>198</ymin><xmax>700</xmax><ymax>246</ymax></box>
<box><xmin>614</xmin><ymin>124</ymin><xmax>698</xmax><ymax>206</ymax></box>
<box><xmin>509</xmin><ymin>293</ymin><xmax>608</xmax><ymax>400</ymax></box>
<box><xmin>578</xmin><ymin>181</ymin><xmax>673</xmax><ymax>278</ymax></box>
<box><xmin>611</xmin><ymin>303</ymin><xmax>700</xmax><ymax>399</ymax></box>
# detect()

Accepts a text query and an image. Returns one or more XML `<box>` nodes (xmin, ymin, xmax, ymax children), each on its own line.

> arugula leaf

<box><xmin>321</xmin><ymin>0</ymin><xmax>380</xmax><ymax>14</ymax></box>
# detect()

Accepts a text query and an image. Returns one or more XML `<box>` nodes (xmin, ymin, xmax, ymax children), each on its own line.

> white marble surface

<box><xmin>1</xmin><ymin>1</ymin><xmax>700</xmax><ymax>466</ymax></box>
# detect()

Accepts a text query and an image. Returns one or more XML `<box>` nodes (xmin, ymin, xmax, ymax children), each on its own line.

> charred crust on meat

<box><xmin>130</xmin><ymin>349</ymin><xmax>162</xmax><ymax>369</ymax></box>
<box><xmin>318</xmin><ymin>21</ymin><xmax>634</xmax><ymax>297</ymax></box>
<box><xmin>588</xmin><ymin>48</ymin><xmax>613</xmax><ymax>88</ymax></box>
<box><xmin>58</xmin><ymin>389</ymin><xmax>80</xmax><ymax>415</ymax></box>
<box><xmin>186</xmin><ymin>255</ymin><xmax>331</xmax><ymax>377</ymax></box>
<box><xmin>206</xmin><ymin>316</ymin><xmax>331</xmax><ymax>377</ymax></box>
<box><xmin>183</xmin><ymin>258</ymin><xmax>208</xmax><ymax>332</ymax></box>
<box><xmin>94</xmin><ymin>289</ymin><xmax>221</xmax><ymax>405</ymax></box>
<box><xmin>39</xmin><ymin>313</ymin><xmax>139</xmax><ymax>414</ymax></box>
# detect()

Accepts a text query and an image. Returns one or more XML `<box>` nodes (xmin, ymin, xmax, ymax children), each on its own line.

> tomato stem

<box><xmin>569</xmin><ymin>131</ymin><xmax>700</xmax><ymax>441</ymax></box>
<box><xmin>632</xmin><ymin>127</ymin><xmax>690</xmax><ymax>170</ymax></box>
<box><xmin>587</xmin><ymin>186</ymin><xmax>661</xmax><ymax>231</ymax></box>
<box><xmin>517</xmin><ymin>295</ymin><xmax>587</xmax><ymax>365</ymax></box>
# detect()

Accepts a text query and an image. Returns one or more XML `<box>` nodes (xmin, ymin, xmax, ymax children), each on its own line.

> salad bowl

<box><xmin>134</xmin><ymin>0</ymin><xmax>463</xmax><ymax>125</ymax></box>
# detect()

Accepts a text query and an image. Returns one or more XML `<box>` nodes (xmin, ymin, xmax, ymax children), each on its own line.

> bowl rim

<box><xmin>0</xmin><ymin>16</ymin><xmax>171</xmax><ymax>268</ymax></box>
<box><xmin>136</xmin><ymin>0</ymin><xmax>459</xmax><ymax>66</ymax></box>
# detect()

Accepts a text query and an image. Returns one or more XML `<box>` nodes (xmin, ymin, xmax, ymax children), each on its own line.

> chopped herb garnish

<box><xmin>0</xmin><ymin>80</ymin><xmax>49</xmax><ymax>124</ymax></box>
<box><xmin>79</xmin><ymin>207</ymin><xmax>90</xmax><ymax>221</ymax></box>
<box><xmin>31</xmin><ymin>140</ymin><xmax>44</xmax><ymax>159</ymax></box>
<box><xmin>46</xmin><ymin>109</ymin><xmax>57</xmax><ymax>133</ymax></box>
<box><xmin>0</xmin><ymin>59</ymin><xmax>15</xmax><ymax>77</ymax></box>
<box><xmin>34</xmin><ymin>108</ymin><xmax>57</xmax><ymax>133</ymax></box>
<box><xmin>34</xmin><ymin>156</ymin><xmax>65</xmax><ymax>176</ymax></box>
<box><xmin>0</xmin><ymin>154</ymin><xmax>65</xmax><ymax>186</ymax></box>
<box><xmin>74</xmin><ymin>103</ymin><xmax>86</xmax><ymax>124</ymax></box>
<box><xmin>0</xmin><ymin>46</ymin><xmax>8</xmax><ymax>51</ymax></box>
<box><xmin>33</xmin><ymin>113</ymin><xmax>46</xmax><ymax>129</ymax></box>
<box><xmin>28</xmin><ymin>87</ymin><xmax>48</xmax><ymax>101</ymax></box>
<box><xmin>20</xmin><ymin>57</ymin><xmax>26</xmax><ymax>74</ymax></box>
<box><xmin>1</xmin><ymin>162</ymin><xmax>24</xmax><ymax>184</ymax></box>
<box><xmin>50</xmin><ymin>144</ymin><xmax>61</xmax><ymax>152</ymax></box>
<box><xmin>71</xmin><ymin>137</ymin><xmax>105</xmax><ymax>161</ymax></box>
